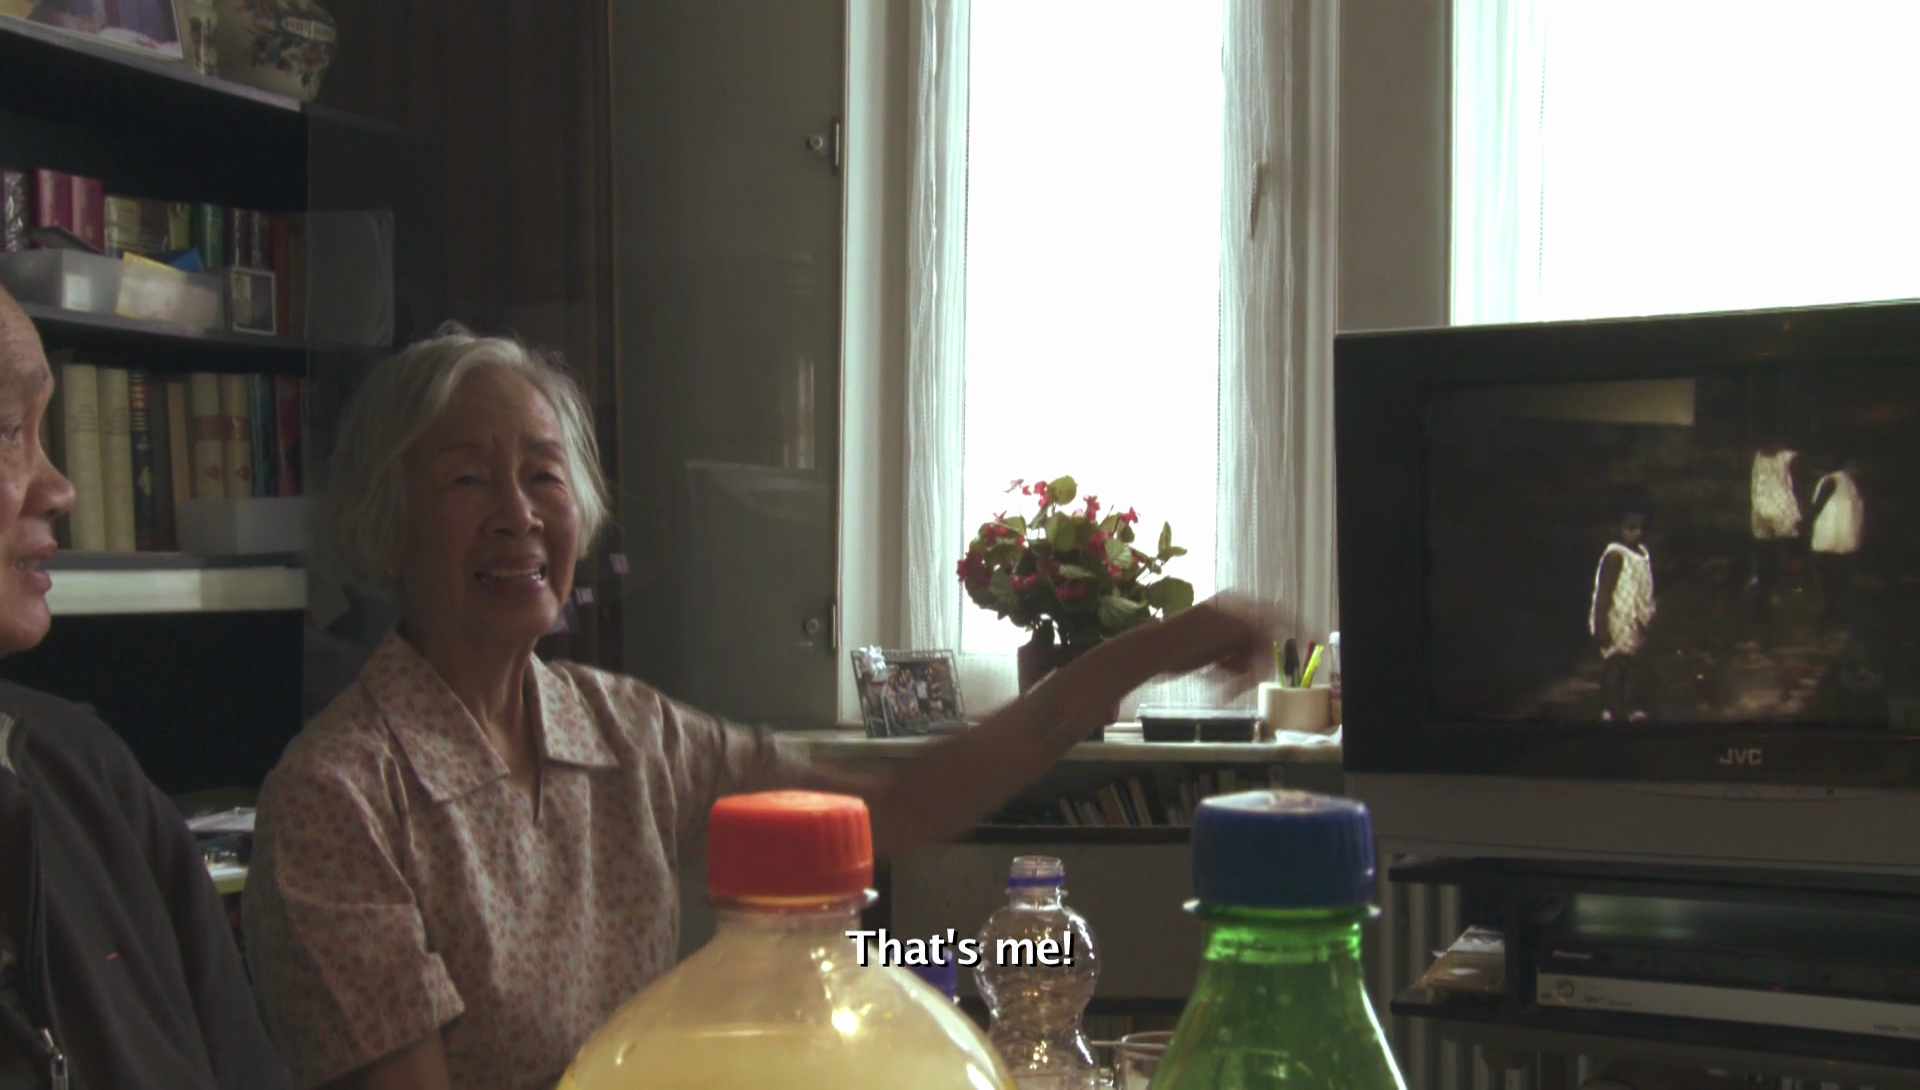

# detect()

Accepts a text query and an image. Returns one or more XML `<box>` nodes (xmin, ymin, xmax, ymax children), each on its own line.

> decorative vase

<box><xmin>180</xmin><ymin>0</ymin><xmax>219</xmax><ymax>76</ymax></box>
<box><xmin>1016</xmin><ymin>624</ymin><xmax>1109</xmax><ymax>742</ymax></box>
<box><xmin>212</xmin><ymin>0</ymin><xmax>337</xmax><ymax>103</ymax></box>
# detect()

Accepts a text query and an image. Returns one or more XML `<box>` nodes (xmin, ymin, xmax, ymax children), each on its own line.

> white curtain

<box><xmin>1451</xmin><ymin>0</ymin><xmax>1546</xmax><ymax>325</ymax></box>
<box><xmin>902</xmin><ymin>0</ymin><xmax>971</xmax><ymax>654</ymax></box>
<box><xmin>901</xmin><ymin>0</ymin><xmax>1341</xmax><ymax>712</ymax></box>
<box><xmin>1455</xmin><ymin>1</ymin><xmax>1920</xmax><ymax>325</ymax></box>
<box><xmin>1219</xmin><ymin>0</ymin><xmax>1342</xmax><ymax>658</ymax></box>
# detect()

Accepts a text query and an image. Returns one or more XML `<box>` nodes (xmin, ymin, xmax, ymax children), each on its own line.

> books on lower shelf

<box><xmin>47</xmin><ymin>354</ymin><xmax>303</xmax><ymax>553</ymax></box>
<box><xmin>992</xmin><ymin>766</ymin><xmax>1285</xmax><ymax>829</ymax></box>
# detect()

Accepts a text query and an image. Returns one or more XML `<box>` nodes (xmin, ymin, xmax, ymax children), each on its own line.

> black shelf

<box><xmin>958</xmin><ymin>996</ymin><xmax>1187</xmax><ymax>1021</ymax></box>
<box><xmin>967</xmin><ymin>826</ymin><xmax>1191</xmax><ymax>845</ymax></box>
<box><xmin>0</xmin><ymin>19</ymin><xmax>306</xmax><ymax>210</ymax></box>
<box><xmin>23</xmin><ymin>302</ymin><xmax>382</xmax><ymax>373</ymax></box>
<box><xmin>2</xmin><ymin>19</ymin><xmax>424</xmax><ymax>216</ymax></box>
<box><xmin>1393</xmin><ymin>990</ymin><xmax>1920</xmax><ymax>1079</ymax></box>
<box><xmin>0</xmin><ymin>17</ymin><xmax>301</xmax><ymax>118</ymax></box>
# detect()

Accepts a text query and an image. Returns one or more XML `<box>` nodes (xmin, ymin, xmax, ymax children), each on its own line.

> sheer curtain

<box><xmin>1450</xmin><ymin>0</ymin><xmax>1545</xmax><ymax>325</ymax></box>
<box><xmin>1220</xmin><ymin>0</ymin><xmax>1341</xmax><ymax>654</ymax></box>
<box><xmin>903</xmin><ymin>0</ymin><xmax>1339</xmax><ymax>714</ymax></box>
<box><xmin>1455</xmin><ymin>0</ymin><xmax>1920</xmax><ymax>326</ymax></box>
<box><xmin>902</xmin><ymin>0</ymin><xmax>972</xmax><ymax>655</ymax></box>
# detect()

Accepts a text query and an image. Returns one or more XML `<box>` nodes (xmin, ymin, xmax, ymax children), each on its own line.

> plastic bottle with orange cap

<box><xmin>557</xmin><ymin>790</ymin><xmax>1014</xmax><ymax>1089</ymax></box>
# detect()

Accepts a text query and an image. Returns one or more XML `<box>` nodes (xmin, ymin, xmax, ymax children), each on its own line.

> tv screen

<box><xmin>1422</xmin><ymin>364</ymin><xmax>1920</xmax><ymax>729</ymax></box>
<box><xmin>1340</xmin><ymin>303</ymin><xmax>1920</xmax><ymax>865</ymax></box>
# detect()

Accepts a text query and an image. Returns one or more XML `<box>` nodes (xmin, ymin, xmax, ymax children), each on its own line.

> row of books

<box><xmin>1016</xmin><ymin>766</ymin><xmax>1281</xmax><ymax>829</ymax></box>
<box><xmin>47</xmin><ymin>354</ymin><xmax>304</xmax><ymax>554</ymax></box>
<box><xmin>1</xmin><ymin>165</ymin><xmax>306</xmax><ymax>337</ymax></box>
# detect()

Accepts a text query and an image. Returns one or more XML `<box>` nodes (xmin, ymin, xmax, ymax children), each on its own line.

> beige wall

<box><xmin>838</xmin><ymin>0</ymin><xmax>912</xmax><ymax>723</ymax></box>
<box><xmin>611</xmin><ymin>0</ymin><xmax>846</xmax><ymax>723</ymax></box>
<box><xmin>1338</xmin><ymin>0</ymin><xmax>1451</xmax><ymax>333</ymax></box>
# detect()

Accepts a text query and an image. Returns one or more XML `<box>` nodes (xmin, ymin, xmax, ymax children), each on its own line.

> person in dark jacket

<box><xmin>0</xmin><ymin>286</ymin><xmax>290</xmax><ymax>1089</ymax></box>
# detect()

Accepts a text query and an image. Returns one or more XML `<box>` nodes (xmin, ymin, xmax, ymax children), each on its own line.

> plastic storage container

<box><xmin>559</xmin><ymin>791</ymin><xmax>1013</xmax><ymax>1090</ymax></box>
<box><xmin>974</xmin><ymin>856</ymin><xmax>1101</xmax><ymax>1090</ymax></box>
<box><xmin>116</xmin><ymin>256</ymin><xmax>223</xmax><ymax>328</ymax></box>
<box><xmin>0</xmin><ymin>248</ymin><xmax>124</xmax><ymax>314</ymax></box>
<box><xmin>1150</xmin><ymin>790</ymin><xmax>1404</xmax><ymax>1089</ymax></box>
<box><xmin>0</xmin><ymin>248</ymin><xmax>224</xmax><ymax>329</ymax></box>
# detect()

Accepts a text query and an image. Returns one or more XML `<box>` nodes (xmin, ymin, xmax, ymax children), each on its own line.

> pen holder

<box><xmin>1259</xmin><ymin>682</ymin><xmax>1333</xmax><ymax>737</ymax></box>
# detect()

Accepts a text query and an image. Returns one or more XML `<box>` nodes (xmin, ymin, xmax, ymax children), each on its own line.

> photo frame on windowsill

<box><xmin>850</xmin><ymin>647</ymin><xmax>968</xmax><ymax>738</ymax></box>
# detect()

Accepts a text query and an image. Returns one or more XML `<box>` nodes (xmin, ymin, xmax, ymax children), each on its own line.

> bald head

<box><xmin>0</xmin><ymin>282</ymin><xmax>70</xmax><ymax>653</ymax></box>
<box><xmin>0</xmin><ymin>287</ymin><xmax>48</xmax><ymax>394</ymax></box>
<box><xmin>0</xmin><ymin>283</ymin><xmax>26</xmax><ymax>328</ymax></box>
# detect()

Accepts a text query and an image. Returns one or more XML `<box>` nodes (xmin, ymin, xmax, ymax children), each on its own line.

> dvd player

<box><xmin>1531</xmin><ymin>893</ymin><xmax>1920</xmax><ymax>1038</ymax></box>
<box><xmin>1535</xmin><ymin>972</ymin><xmax>1920</xmax><ymax>1042</ymax></box>
<box><xmin>1539</xmin><ymin>934</ymin><xmax>1920</xmax><ymax>1005</ymax></box>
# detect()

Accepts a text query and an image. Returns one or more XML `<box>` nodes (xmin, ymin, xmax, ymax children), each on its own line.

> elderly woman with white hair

<box><xmin>242</xmin><ymin>328</ymin><xmax>1280</xmax><ymax>1090</ymax></box>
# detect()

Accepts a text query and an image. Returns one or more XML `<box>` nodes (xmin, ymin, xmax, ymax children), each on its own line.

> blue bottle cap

<box><xmin>906</xmin><ymin>950</ymin><xmax>959</xmax><ymax>998</ymax></box>
<box><xmin>1008</xmin><ymin>855</ymin><xmax>1065</xmax><ymax>888</ymax></box>
<box><xmin>1190</xmin><ymin>790</ymin><xmax>1376</xmax><ymax>909</ymax></box>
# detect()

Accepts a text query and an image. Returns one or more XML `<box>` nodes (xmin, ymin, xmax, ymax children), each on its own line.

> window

<box><xmin>1454</xmin><ymin>0</ymin><xmax>1920</xmax><ymax>324</ymax></box>
<box><xmin>958</xmin><ymin>2</ymin><xmax>1227</xmax><ymax>658</ymax></box>
<box><xmin>871</xmin><ymin>0</ymin><xmax>1335</xmax><ymax>723</ymax></box>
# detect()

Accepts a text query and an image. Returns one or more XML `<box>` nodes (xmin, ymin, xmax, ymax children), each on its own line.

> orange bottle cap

<box><xmin>707</xmin><ymin>791</ymin><xmax>875</xmax><ymax>901</ymax></box>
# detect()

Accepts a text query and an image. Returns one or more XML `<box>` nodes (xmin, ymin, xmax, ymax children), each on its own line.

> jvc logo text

<box><xmin>1718</xmin><ymin>747</ymin><xmax>1763</xmax><ymax>767</ymax></box>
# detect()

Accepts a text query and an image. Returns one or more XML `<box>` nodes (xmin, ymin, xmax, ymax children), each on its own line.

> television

<box><xmin>1336</xmin><ymin>300</ymin><xmax>1920</xmax><ymax>875</ymax></box>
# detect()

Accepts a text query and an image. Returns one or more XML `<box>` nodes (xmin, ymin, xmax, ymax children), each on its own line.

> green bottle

<box><xmin>1150</xmin><ymin>791</ymin><xmax>1405</xmax><ymax>1090</ymax></box>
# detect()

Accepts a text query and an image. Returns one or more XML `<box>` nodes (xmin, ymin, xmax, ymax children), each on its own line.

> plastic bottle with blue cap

<box><xmin>1149</xmin><ymin>790</ymin><xmax>1406</xmax><ymax>1089</ymax></box>
<box><xmin>974</xmin><ymin>855</ymin><xmax>1100</xmax><ymax>1089</ymax></box>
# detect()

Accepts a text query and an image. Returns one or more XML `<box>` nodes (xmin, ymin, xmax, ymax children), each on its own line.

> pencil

<box><xmin>1300</xmin><ymin>644</ymin><xmax>1326</xmax><ymax>688</ymax></box>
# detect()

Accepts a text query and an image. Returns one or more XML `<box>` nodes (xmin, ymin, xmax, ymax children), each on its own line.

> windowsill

<box><xmin>787</xmin><ymin>722</ymin><xmax>1342</xmax><ymax>764</ymax></box>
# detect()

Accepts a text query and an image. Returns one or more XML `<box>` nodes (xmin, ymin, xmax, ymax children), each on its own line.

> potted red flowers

<box><xmin>958</xmin><ymin>476</ymin><xmax>1195</xmax><ymax>708</ymax></box>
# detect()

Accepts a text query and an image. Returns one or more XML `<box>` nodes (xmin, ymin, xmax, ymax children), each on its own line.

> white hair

<box><xmin>309</xmin><ymin>326</ymin><xmax>610</xmax><ymax>595</ymax></box>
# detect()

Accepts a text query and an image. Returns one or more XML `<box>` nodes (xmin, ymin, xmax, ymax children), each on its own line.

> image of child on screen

<box><xmin>1589</xmin><ymin>506</ymin><xmax>1655</xmax><ymax>722</ymax></box>
<box><xmin>1421</xmin><ymin>364</ymin><xmax>1920</xmax><ymax>728</ymax></box>
<box><xmin>1809</xmin><ymin>457</ymin><xmax>1864</xmax><ymax>622</ymax></box>
<box><xmin>1747</xmin><ymin>442</ymin><xmax>1801</xmax><ymax>618</ymax></box>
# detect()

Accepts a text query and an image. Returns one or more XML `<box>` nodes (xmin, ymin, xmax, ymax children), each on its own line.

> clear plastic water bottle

<box><xmin>973</xmin><ymin>855</ymin><xmax>1100</xmax><ymax>1090</ymax></box>
<box><xmin>1150</xmin><ymin>790</ymin><xmax>1404</xmax><ymax>1090</ymax></box>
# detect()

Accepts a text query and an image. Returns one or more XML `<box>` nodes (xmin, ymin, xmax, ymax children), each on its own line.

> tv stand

<box><xmin>1387</xmin><ymin>857</ymin><xmax>1920</xmax><ymax>1088</ymax></box>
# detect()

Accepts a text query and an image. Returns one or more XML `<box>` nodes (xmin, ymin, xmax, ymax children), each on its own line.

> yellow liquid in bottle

<box><xmin>559</xmin><ymin>1022</ymin><xmax>1014</xmax><ymax>1090</ymax></box>
<box><xmin>558</xmin><ymin>916</ymin><xmax>1013</xmax><ymax>1090</ymax></box>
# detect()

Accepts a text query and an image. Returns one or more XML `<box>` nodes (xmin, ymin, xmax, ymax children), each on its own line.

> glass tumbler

<box><xmin>1116</xmin><ymin>1031</ymin><xmax>1172</xmax><ymax>1090</ymax></box>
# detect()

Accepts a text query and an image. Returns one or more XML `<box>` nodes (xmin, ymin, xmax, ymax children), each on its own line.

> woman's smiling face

<box><xmin>398</xmin><ymin>366</ymin><xmax>580</xmax><ymax>653</ymax></box>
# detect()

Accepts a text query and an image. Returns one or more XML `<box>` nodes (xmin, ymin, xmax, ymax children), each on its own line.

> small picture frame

<box><xmin>850</xmin><ymin>647</ymin><xmax>967</xmax><ymax>738</ymax></box>
<box><xmin>228</xmin><ymin>267</ymin><xmax>277</xmax><ymax>335</ymax></box>
<box><xmin>18</xmin><ymin>0</ymin><xmax>187</xmax><ymax>61</ymax></box>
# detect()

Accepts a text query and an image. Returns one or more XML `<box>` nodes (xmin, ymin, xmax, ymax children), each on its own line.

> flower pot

<box><xmin>1016</xmin><ymin>629</ymin><xmax>1109</xmax><ymax>742</ymax></box>
<box><xmin>214</xmin><ymin>0</ymin><xmax>337</xmax><ymax>103</ymax></box>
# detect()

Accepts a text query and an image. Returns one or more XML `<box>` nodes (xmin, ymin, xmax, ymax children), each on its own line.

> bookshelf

<box><xmin>966</xmin><ymin>825</ymin><xmax>1193</xmax><ymax>846</ymax></box>
<box><xmin>47</xmin><ymin>565</ymin><xmax>307</xmax><ymax>616</ymax></box>
<box><xmin>0</xmin><ymin>15</ymin><xmax>304</xmax><ymax>120</ymax></box>
<box><xmin>0</xmin><ymin>17</ymin><xmax>444</xmax><ymax>795</ymax></box>
<box><xmin>18</xmin><ymin>300</ymin><xmax>370</xmax><ymax>367</ymax></box>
